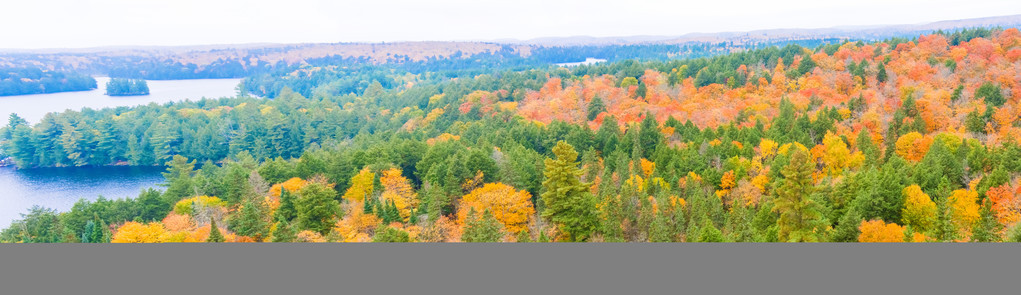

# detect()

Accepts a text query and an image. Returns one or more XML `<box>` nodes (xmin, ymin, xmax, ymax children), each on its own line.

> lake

<box><xmin>555</xmin><ymin>58</ymin><xmax>607</xmax><ymax>67</ymax></box>
<box><xmin>0</xmin><ymin>166</ymin><xmax>166</xmax><ymax>228</ymax></box>
<box><xmin>0</xmin><ymin>77</ymin><xmax>242</xmax><ymax>227</ymax></box>
<box><xmin>0</xmin><ymin>77</ymin><xmax>242</xmax><ymax>124</ymax></box>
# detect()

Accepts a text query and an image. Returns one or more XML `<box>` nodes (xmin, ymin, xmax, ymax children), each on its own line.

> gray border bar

<box><xmin>1</xmin><ymin>243</ymin><xmax>1017</xmax><ymax>295</ymax></box>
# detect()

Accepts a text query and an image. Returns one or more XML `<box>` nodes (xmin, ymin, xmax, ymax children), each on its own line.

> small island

<box><xmin>105</xmin><ymin>78</ymin><xmax>150</xmax><ymax>96</ymax></box>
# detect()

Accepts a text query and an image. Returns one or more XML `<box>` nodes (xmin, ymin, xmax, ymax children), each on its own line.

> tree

<box><xmin>295</xmin><ymin>179</ymin><xmax>340</xmax><ymax>235</ymax></box>
<box><xmin>162</xmin><ymin>155</ymin><xmax>196</xmax><ymax>203</ymax></box>
<box><xmin>275</xmin><ymin>188</ymin><xmax>297</xmax><ymax>222</ymax></box>
<box><xmin>971</xmin><ymin>200</ymin><xmax>1001</xmax><ymax>242</ymax></box>
<box><xmin>373</xmin><ymin>225</ymin><xmax>410</xmax><ymax>242</ymax></box>
<box><xmin>462</xmin><ymin>209</ymin><xmax>504</xmax><ymax>242</ymax></box>
<box><xmin>111</xmin><ymin>222</ymin><xmax>166</xmax><ymax>243</ymax></box>
<box><xmin>901</xmin><ymin>185</ymin><xmax>937</xmax><ymax>233</ymax></box>
<box><xmin>206</xmin><ymin>218</ymin><xmax>225</xmax><ymax>243</ymax></box>
<box><xmin>270</xmin><ymin>217</ymin><xmax>296</xmax><ymax>243</ymax></box>
<box><xmin>858</xmin><ymin>219</ymin><xmax>905</xmax><ymax>242</ymax></box>
<box><xmin>457</xmin><ymin>183</ymin><xmax>534</xmax><ymax>234</ymax></box>
<box><xmin>876</xmin><ymin>62</ymin><xmax>888</xmax><ymax>83</ymax></box>
<box><xmin>949</xmin><ymin>189</ymin><xmax>981</xmax><ymax>238</ymax></box>
<box><xmin>975</xmin><ymin>82</ymin><xmax>1005</xmax><ymax>107</ymax></box>
<box><xmin>773</xmin><ymin>149</ymin><xmax>825</xmax><ymax>242</ymax></box>
<box><xmin>587</xmin><ymin>96</ymin><xmax>606</xmax><ymax>121</ymax></box>
<box><xmin>342</xmin><ymin>167</ymin><xmax>374</xmax><ymax>203</ymax></box>
<box><xmin>696</xmin><ymin>218</ymin><xmax>725</xmax><ymax>242</ymax></box>
<box><xmin>229</xmin><ymin>195</ymin><xmax>269</xmax><ymax>241</ymax></box>
<box><xmin>380</xmin><ymin>168</ymin><xmax>418</xmax><ymax>220</ymax></box>
<box><xmin>540</xmin><ymin>141</ymin><xmax>599</xmax><ymax>242</ymax></box>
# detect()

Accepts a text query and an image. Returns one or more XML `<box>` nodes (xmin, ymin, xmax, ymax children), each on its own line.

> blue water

<box><xmin>0</xmin><ymin>166</ymin><xmax>166</xmax><ymax>227</ymax></box>
<box><xmin>0</xmin><ymin>77</ymin><xmax>241</xmax><ymax>227</ymax></box>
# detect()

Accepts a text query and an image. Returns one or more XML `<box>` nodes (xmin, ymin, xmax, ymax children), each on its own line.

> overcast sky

<box><xmin>1</xmin><ymin>0</ymin><xmax>1020</xmax><ymax>49</ymax></box>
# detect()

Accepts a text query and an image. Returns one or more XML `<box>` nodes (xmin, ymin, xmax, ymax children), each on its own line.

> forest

<box><xmin>105</xmin><ymin>78</ymin><xmax>150</xmax><ymax>96</ymax></box>
<box><xmin>2</xmin><ymin>28</ymin><xmax>1021</xmax><ymax>243</ymax></box>
<box><xmin>0</xmin><ymin>67</ymin><xmax>97</xmax><ymax>96</ymax></box>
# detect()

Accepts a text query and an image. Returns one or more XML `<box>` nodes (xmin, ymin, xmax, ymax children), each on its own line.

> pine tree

<box><xmin>207</xmin><ymin>218</ymin><xmax>225</xmax><ymax>243</ymax></box>
<box><xmin>363</xmin><ymin>197</ymin><xmax>374</xmax><ymax>214</ymax></box>
<box><xmin>587</xmin><ymin>96</ymin><xmax>606</xmax><ymax>121</ymax></box>
<box><xmin>462</xmin><ymin>209</ymin><xmax>504</xmax><ymax>243</ymax></box>
<box><xmin>81</xmin><ymin>220</ymin><xmax>96</xmax><ymax>243</ymax></box>
<box><xmin>696</xmin><ymin>218</ymin><xmax>725</xmax><ymax>242</ymax></box>
<box><xmin>773</xmin><ymin>149</ymin><xmax>825</xmax><ymax>242</ymax></box>
<box><xmin>275</xmin><ymin>188</ymin><xmax>297</xmax><ymax>222</ymax></box>
<box><xmin>295</xmin><ymin>181</ymin><xmax>340</xmax><ymax>235</ymax></box>
<box><xmin>832</xmin><ymin>208</ymin><xmax>862</xmax><ymax>242</ymax></box>
<box><xmin>877</xmin><ymin>62</ymin><xmax>888</xmax><ymax>83</ymax></box>
<box><xmin>933</xmin><ymin>194</ymin><xmax>958</xmax><ymax>242</ymax></box>
<box><xmin>372</xmin><ymin>225</ymin><xmax>410</xmax><ymax>242</ymax></box>
<box><xmin>971</xmin><ymin>201</ymin><xmax>1000</xmax><ymax>242</ymax></box>
<box><xmin>516</xmin><ymin>228</ymin><xmax>533</xmax><ymax>242</ymax></box>
<box><xmin>271</xmin><ymin>217</ymin><xmax>296</xmax><ymax>243</ymax></box>
<box><xmin>229</xmin><ymin>195</ymin><xmax>269</xmax><ymax>241</ymax></box>
<box><xmin>540</xmin><ymin>141</ymin><xmax>599</xmax><ymax>242</ymax></box>
<box><xmin>649</xmin><ymin>215</ymin><xmax>672</xmax><ymax>242</ymax></box>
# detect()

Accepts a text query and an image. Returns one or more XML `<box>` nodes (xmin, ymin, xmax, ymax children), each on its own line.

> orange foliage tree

<box><xmin>858</xmin><ymin>220</ymin><xmax>905</xmax><ymax>242</ymax></box>
<box><xmin>380</xmin><ymin>168</ymin><xmax>419</xmax><ymax>220</ymax></box>
<box><xmin>457</xmin><ymin>183</ymin><xmax>535</xmax><ymax>234</ymax></box>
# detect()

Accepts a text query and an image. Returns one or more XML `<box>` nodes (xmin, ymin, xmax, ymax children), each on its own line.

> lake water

<box><xmin>0</xmin><ymin>166</ymin><xmax>166</xmax><ymax>228</ymax></box>
<box><xmin>0</xmin><ymin>77</ymin><xmax>242</xmax><ymax>227</ymax></box>
<box><xmin>555</xmin><ymin>58</ymin><xmax>607</xmax><ymax>67</ymax></box>
<box><xmin>0</xmin><ymin>77</ymin><xmax>242</xmax><ymax>124</ymax></box>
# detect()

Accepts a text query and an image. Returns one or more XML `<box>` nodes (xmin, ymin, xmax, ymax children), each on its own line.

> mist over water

<box><xmin>0</xmin><ymin>77</ymin><xmax>242</xmax><ymax>124</ymax></box>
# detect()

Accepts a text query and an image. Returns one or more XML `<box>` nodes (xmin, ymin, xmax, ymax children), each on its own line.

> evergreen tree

<box><xmin>207</xmin><ymin>218</ymin><xmax>225</xmax><ymax>243</ymax></box>
<box><xmin>540</xmin><ymin>141</ymin><xmax>599</xmax><ymax>242</ymax></box>
<box><xmin>773</xmin><ymin>149</ymin><xmax>825</xmax><ymax>242</ymax></box>
<box><xmin>275</xmin><ymin>188</ymin><xmax>297</xmax><ymax>222</ymax></box>
<box><xmin>462</xmin><ymin>209</ymin><xmax>504</xmax><ymax>242</ymax></box>
<box><xmin>271</xmin><ymin>217</ymin><xmax>296</xmax><ymax>243</ymax></box>
<box><xmin>516</xmin><ymin>228</ymin><xmax>532</xmax><ymax>242</ymax></box>
<box><xmin>877</xmin><ymin>62</ymin><xmax>888</xmax><ymax>83</ymax></box>
<box><xmin>971</xmin><ymin>201</ymin><xmax>1000</xmax><ymax>242</ymax></box>
<box><xmin>229</xmin><ymin>195</ymin><xmax>269</xmax><ymax>241</ymax></box>
<box><xmin>587</xmin><ymin>96</ymin><xmax>606</xmax><ymax>121</ymax></box>
<box><xmin>933</xmin><ymin>195</ymin><xmax>958</xmax><ymax>242</ymax></box>
<box><xmin>696</xmin><ymin>218</ymin><xmax>725</xmax><ymax>242</ymax></box>
<box><xmin>372</xmin><ymin>225</ymin><xmax>410</xmax><ymax>242</ymax></box>
<box><xmin>295</xmin><ymin>181</ymin><xmax>340</xmax><ymax>235</ymax></box>
<box><xmin>831</xmin><ymin>208</ymin><xmax>862</xmax><ymax>242</ymax></box>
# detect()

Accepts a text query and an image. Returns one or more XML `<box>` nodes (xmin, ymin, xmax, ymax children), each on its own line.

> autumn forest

<box><xmin>4</xmin><ymin>28</ymin><xmax>1021</xmax><ymax>243</ymax></box>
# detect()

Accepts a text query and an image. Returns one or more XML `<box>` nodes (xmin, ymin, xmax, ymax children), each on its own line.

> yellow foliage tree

<box><xmin>858</xmin><ymin>219</ymin><xmax>905</xmax><ymax>242</ymax></box>
<box><xmin>380</xmin><ymin>168</ymin><xmax>418</xmax><ymax>220</ymax></box>
<box><xmin>112</xmin><ymin>222</ymin><xmax>167</xmax><ymax>243</ymax></box>
<box><xmin>457</xmin><ymin>183</ymin><xmax>535</xmax><ymax>234</ymax></box>
<box><xmin>901</xmin><ymin>185</ymin><xmax>937</xmax><ymax>233</ymax></box>
<box><xmin>821</xmin><ymin>132</ymin><xmax>864</xmax><ymax>176</ymax></box>
<box><xmin>759</xmin><ymin>139</ymin><xmax>779</xmax><ymax>158</ymax></box>
<box><xmin>342</xmin><ymin>167</ymin><xmax>375</xmax><ymax>203</ymax></box>
<box><xmin>949</xmin><ymin>189</ymin><xmax>981</xmax><ymax>237</ymax></box>
<box><xmin>639</xmin><ymin>158</ymin><xmax>656</xmax><ymax>177</ymax></box>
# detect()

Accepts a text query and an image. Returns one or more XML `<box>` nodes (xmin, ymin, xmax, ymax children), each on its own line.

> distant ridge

<box><xmin>491</xmin><ymin>14</ymin><xmax>1021</xmax><ymax>46</ymax></box>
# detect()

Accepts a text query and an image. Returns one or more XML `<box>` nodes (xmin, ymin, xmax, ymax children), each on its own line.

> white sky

<box><xmin>1</xmin><ymin>0</ymin><xmax>1019</xmax><ymax>49</ymax></box>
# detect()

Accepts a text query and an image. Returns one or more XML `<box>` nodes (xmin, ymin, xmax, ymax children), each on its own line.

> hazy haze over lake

<box><xmin>0</xmin><ymin>77</ymin><xmax>242</xmax><ymax>124</ymax></box>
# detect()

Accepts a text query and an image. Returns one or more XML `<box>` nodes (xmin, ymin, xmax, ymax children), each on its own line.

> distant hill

<box><xmin>494</xmin><ymin>14</ymin><xmax>1021</xmax><ymax>46</ymax></box>
<box><xmin>0</xmin><ymin>14</ymin><xmax>1018</xmax><ymax>80</ymax></box>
